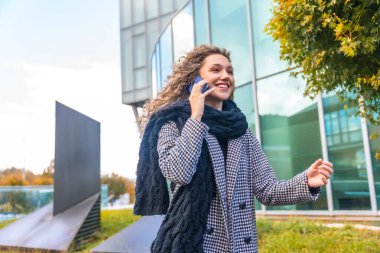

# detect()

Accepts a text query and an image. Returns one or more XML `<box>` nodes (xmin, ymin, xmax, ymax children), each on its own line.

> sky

<box><xmin>0</xmin><ymin>0</ymin><xmax>141</xmax><ymax>179</ymax></box>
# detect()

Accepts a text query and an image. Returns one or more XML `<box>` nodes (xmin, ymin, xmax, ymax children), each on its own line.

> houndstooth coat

<box><xmin>157</xmin><ymin>118</ymin><xmax>319</xmax><ymax>253</ymax></box>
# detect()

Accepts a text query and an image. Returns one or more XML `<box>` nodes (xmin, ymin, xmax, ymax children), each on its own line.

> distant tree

<box><xmin>32</xmin><ymin>160</ymin><xmax>54</xmax><ymax>185</ymax></box>
<box><xmin>101</xmin><ymin>173</ymin><xmax>126</xmax><ymax>201</ymax></box>
<box><xmin>124</xmin><ymin>178</ymin><xmax>135</xmax><ymax>203</ymax></box>
<box><xmin>0</xmin><ymin>167</ymin><xmax>25</xmax><ymax>186</ymax></box>
<box><xmin>266</xmin><ymin>0</ymin><xmax>380</xmax><ymax>158</ymax></box>
<box><xmin>0</xmin><ymin>160</ymin><xmax>54</xmax><ymax>186</ymax></box>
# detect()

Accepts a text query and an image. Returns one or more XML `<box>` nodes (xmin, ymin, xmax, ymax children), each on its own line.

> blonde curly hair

<box><xmin>140</xmin><ymin>45</ymin><xmax>232</xmax><ymax>129</ymax></box>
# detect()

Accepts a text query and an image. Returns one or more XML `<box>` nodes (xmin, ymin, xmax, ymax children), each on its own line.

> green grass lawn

<box><xmin>0</xmin><ymin>219</ymin><xmax>16</xmax><ymax>229</ymax></box>
<box><xmin>1</xmin><ymin>210</ymin><xmax>379</xmax><ymax>252</ymax></box>
<box><xmin>257</xmin><ymin>218</ymin><xmax>380</xmax><ymax>253</ymax></box>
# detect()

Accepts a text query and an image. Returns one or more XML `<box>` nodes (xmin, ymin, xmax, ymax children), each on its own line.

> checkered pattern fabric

<box><xmin>157</xmin><ymin>119</ymin><xmax>320</xmax><ymax>253</ymax></box>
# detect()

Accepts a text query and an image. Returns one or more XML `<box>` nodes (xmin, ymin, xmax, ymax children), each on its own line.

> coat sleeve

<box><xmin>246</xmin><ymin>129</ymin><xmax>320</xmax><ymax>206</ymax></box>
<box><xmin>157</xmin><ymin>118</ymin><xmax>209</xmax><ymax>185</ymax></box>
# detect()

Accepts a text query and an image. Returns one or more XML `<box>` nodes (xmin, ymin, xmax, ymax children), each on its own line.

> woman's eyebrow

<box><xmin>209</xmin><ymin>63</ymin><xmax>233</xmax><ymax>68</ymax></box>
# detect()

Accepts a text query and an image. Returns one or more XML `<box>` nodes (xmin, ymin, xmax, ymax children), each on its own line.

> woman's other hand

<box><xmin>189</xmin><ymin>79</ymin><xmax>216</xmax><ymax>121</ymax></box>
<box><xmin>306</xmin><ymin>159</ymin><xmax>334</xmax><ymax>188</ymax></box>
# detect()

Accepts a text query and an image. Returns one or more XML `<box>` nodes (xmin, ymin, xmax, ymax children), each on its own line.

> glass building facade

<box><xmin>120</xmin><ymin>0</ymin><xmax>380</xmax><ymax>215</ymax></box>
<box><xmin>0</xmin><ymin>185</ymin><xmax>109</xmax><ymax>221</ymax></box>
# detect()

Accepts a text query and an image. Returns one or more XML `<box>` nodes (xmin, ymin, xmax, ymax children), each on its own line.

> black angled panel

<box><xmin>54</xmin><ymin>101</ymin><xmax>100</xmax><ymax>215</ymax></box>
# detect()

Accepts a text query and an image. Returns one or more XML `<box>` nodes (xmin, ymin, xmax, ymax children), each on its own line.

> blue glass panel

<box><xmin>234</xmin><ymin>83</ymin><xmax>256</xmax><ymax>132</ymax></box>
<box><xmin>193</xmin><ymin>0</ymin><xmax>209</xmax><ymax>45</ymax></box>
<box><xmin>257</xmin><ymin>72</ymin><xmax>327</xmax><ymax>210</ymax></box>
<box><xmin>159</xmin><ymin>24</ymin><xmax>173</xmax><ymax>90</ymax></box>
<box><xmin>209</xmin><ymin>0</ymin><xmax>251</xmax><ymax>86</ymax></box>
<box><xmin>323</xmin><ymin>95</ymin><xmax>370</xmax><ymax>210</ymax></box>
<box><xmin>172</xmin><ymin>3</ymin><xmax>195</xmax><ymax>60</ymax></box>
<box><xmin>251</xmin><ymin>0</ymin><xmax>288</xmax><ymax>78</ymax></box>
<box><xmin>152</xmin><ymin>50</ymin><xmax>158</xmax><ymax>96</ymax></box>
<box><xmin>0</xmin><ymin>186</ymin><xmax>54</xmax><ymax>217</ymax></box>
<box><xmin>154</xmin><ymin>43</ymin><xmax>162</xmax><ymax>91</ymax></box>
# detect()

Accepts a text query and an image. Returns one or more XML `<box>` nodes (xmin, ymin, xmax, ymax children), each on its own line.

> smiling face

<box><xmin>199</xmin><ymin>54</ymin><xmax>234</xmax><ymax>109</ymax></box>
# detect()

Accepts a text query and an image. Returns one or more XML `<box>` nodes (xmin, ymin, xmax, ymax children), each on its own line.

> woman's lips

<box><xmin>214</xmin><ymin>83</ymin><xmax>230</xmax><ymax>90</ymax></box>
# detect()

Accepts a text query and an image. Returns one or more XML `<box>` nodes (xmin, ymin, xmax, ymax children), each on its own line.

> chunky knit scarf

<box><xmin>134</xmin><ymin>99</ymin><xmax>248</xmax><ymax>253</ymax></box>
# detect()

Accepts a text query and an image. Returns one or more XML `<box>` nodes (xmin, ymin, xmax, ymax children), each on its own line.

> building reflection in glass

<box><xmin>257</xmin><ymin>72</ymin><xmax>327</xmax><ymax>210</ymax></box>
<box><xmin>323</xmin><ymin>95</ymin><xmax>371</xmax><ymax>210</ymax></box>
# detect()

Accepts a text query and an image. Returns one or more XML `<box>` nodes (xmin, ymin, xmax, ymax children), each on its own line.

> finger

<box><xmin>310</xmin><ymin>159</ymin><xmax>323</xmax><ymax>171</ymax></box>
<box><xmin>318</xmin><ymin>169</ymin><xmax>331</xmax><ymax>179</ymax></box>
<box><xmin>197</xmin><ymin>79</ymin><xmax>209</xmax><ymax>86</ymax></box>
<box><xmin>319</xmin><ymin>164</ymin><xmax>333</xmax><ymax>175</ymax></box>
<box><xmin>321</xmin><ymin>176</ymin><xmax>328</xmax><ymax>185</ymax></box>
<box><xmin>322</xmin><ymin>161</ymin><xmax>333</xmax><ymax>167</ymax></box>
<box><xmin>193</xmin><ymin>79</ymin><xmax>209</xmax><ymax>94</ymax></box>
<box><xmin>203</xmin><ymin>87</ymin><xmax>216</xmax><ymax>96</ymax></box>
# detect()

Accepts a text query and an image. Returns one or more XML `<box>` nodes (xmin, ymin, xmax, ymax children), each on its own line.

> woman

<box><xmin>134</xmin><ymin>45</ymin><xmax>333</xmax><ymax>253</ymax></box>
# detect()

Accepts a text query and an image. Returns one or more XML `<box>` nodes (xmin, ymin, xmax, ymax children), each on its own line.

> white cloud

<box><xmin>257</xmin><ymin>73</ymin><xmax>315</xmax><ymax>117</ymax></box>
<box><xmin>0</xmin><ymin>60</ymin><xmax>140</xmax><ymax>179</ymax></box>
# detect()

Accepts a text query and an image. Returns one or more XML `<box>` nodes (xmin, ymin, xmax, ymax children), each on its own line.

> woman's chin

<box><xmin>209</xmin><ymin>92</ymin><xmax>231</xmax><ymax>101</ymax></box>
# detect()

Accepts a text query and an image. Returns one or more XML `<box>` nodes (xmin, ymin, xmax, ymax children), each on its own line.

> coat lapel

<box><xmin>226</xmin><ymin>136</ymin><xmax>243</xmax><ymax>209</ymax></box>
<box><xmin>204</xmin><ymin>134</ymin><xmax>230</xmax><ymax>233</ymax></box>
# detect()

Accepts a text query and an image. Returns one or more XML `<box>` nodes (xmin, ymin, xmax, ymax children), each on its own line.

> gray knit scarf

<box><xmin>134</xmin><ymin>99</ymin><xmax>248</xmax><ymax>253</ymax></box>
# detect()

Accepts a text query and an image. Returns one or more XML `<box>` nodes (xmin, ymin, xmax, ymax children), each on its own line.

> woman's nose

<box><xmin>220</xmin><ymin>70</ymin><xmax>230</xmax><ymax>80</ymax></box>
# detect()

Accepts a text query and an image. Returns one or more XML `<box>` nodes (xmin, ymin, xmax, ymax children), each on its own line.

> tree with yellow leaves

<box><xmin>266</xmin><ymin>0</ymin><xmax>380</xmax><ymax>158</ymax></box>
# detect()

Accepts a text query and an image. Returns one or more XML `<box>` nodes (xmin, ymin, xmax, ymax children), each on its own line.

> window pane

<box><xmin>160</xmin><ymin>13</ymin><xmax>173</xmax><ymax>30</ymax></box>
<box><xmin>234</xmin><ymin>83</ymin><xmax>256</xmax><ymax>133</ymax></box>
<box><xmin>135</xmin><ymin>68</ymin><xmax>147</xmax><ymax>89</ymax></box>
<box><xmin>251</xmin><ymin>0</ymin><xmax>287</xmax><ymax>78</ymax></box>
<box><xmin>368</xmin><ymin>123</ymin><xmax>380</xmax><ymax>209</ymax></box>
<box><xmin>209</xmin><ymin>0</ymin><xmax>251</xmax><ymax>86</ymax></box>
<box><xmin>159</xmin><ymin>25</ymin><xmax>173</xmax><ymax>89</ymax></box>
<box><xmin>152</xmin><ymin>44</ymin><xmax>162</xmax><ymax>95</ymax></box>
<box><xmin>154</xmin><ymin>43</ymin><xmax>162</xmax><ymax>91</ymax></box>
<box><xmin>323</xmin><ymin>95</ymin><xmax>370</xmax><ymax>210</ymax></box>
<box><xmin>194</xmin><ymin>0</ymin><xmax>209</xmax><ymax>45</ymax></box>
<box><xmin>257</xmin><ymin>72</ymin><xmax>327</xmax><ymax>210</ymax></box>
<box><xmin>160</xmin><ymin>0</ymin><xmax>173</xmax><ymax>14</ymax></box>
<box><xmin>146</xmin><ymin>0</ymin><xmax>158</xmax><ymax>19</ymax></box>
<box><xmin>147</xmin><ymin>19</ymin><xmax>160</xmax><ymax>57</ymax></box>
<box><xmin>133</xmin><ymin>34</ymin><xmax>146</xmax><ymax>68</ymax></box>
<box><xmin>174</xmin><ymin>0</ymin><xmax>188</xmax><ymax>9</ymax></box>
<box><xmin>152</xmin><ymin>50</ymin><xmax>158</xmax><ymax>96</ymax></box>
<box><xmin>121</xmin><ymin>29</ymin><xmax>133</xmax><ymax>91</ymax></box>
<box><xmin>132</xmin><ymin>0</ymin><xmax>145</xmax><ymax>24</ymax></box>
<box><xmin>133</xmin><ymin>23</ymin><xmax>145</xmax><ymax>35</ymax></box>
<box><xmin>135</xmin><ymin>86</ymin><xmax>149</xmax><ymax>101</ymax></box>
<box><xmin>172</xmin><ymin>3</ymin><xmax>195</xmax><ymax>60</ymax></box>
<box><xmin>120</xmin><ymin>0</ymin><xmax>132</xmax><ymax>28</ymax></box>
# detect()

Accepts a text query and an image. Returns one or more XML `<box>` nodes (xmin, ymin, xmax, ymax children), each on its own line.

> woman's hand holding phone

<box><xmin>188</xmin><ymin>75</ymin><xmax>216</xmax><ymax>121</ymax></box>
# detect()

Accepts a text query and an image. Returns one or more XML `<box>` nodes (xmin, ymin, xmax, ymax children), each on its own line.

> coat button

<box><xmin>244</xmin><ymin>236</ymin><xmax>252</xmax><ymax>244</ymax></box>
<box><xmin>239</xmin><ymin>202</ymin><xmax>246</xmax><ymax>210</ymax></box>
<box><xmin>206</xmin><ymin>227</ymin><xmax>214</xmax><ymax>235</ymax></box>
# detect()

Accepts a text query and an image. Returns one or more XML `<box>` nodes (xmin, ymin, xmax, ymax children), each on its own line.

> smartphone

<box><xmin>187</xmin><ymin>75</ymin><xmax>209</xmax><ymax>93</ymax></box>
